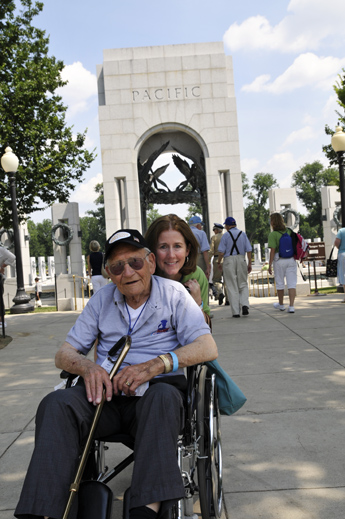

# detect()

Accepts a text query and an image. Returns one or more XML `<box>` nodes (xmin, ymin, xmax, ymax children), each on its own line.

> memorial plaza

<box><xmin>1</xmin><ymin>291</ymin><xmax>345</xmax><ymax>519</ymax></box>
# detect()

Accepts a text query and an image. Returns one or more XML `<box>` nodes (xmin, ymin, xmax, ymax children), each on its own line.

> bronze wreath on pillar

<box><xmin>51</xmin><ymin>223</ymin><xmax>74</xmax><ymax>246</ymax></box>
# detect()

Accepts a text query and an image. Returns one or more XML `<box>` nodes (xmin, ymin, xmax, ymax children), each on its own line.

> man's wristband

<box><xmin>158</xmin><ymin>354</ymin><xmax>172</xmax><ymax>374</ymax></box>
<box><xmin>168</xmin><ymin>351</ymin><xmax>179</xmax><ymax>372</ymax></box>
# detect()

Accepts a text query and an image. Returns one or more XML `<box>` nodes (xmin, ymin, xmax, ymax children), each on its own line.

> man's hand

<box><xmin>82</xmin><ymin>363</ymin><xmax>113</xmax><ymax>405</ymax></box>
<box><xmin>55</xmin><ymin>342</ymin><xmax>113</xmax><ymax>406</ymax></box>
<box><xmin>113</xmin><ymin>358</ymin><xmax>163</xmax><ymax>396</ymax></box>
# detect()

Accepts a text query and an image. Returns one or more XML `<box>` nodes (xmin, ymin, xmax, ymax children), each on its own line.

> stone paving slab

<box><xmin>1</xmin><ymin>296</ymin><xmax>345</xmax><ymax>518</ymax></box>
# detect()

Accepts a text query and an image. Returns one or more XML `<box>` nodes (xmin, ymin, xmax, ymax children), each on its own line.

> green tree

<box><xmin>79</xmin><ymin>183</ymin><xmax>106</xmax><ymax>255</ymax></box>
<box><xmin>291</xmin><ymin>161</ymin><xmax>338</xmax><ymax>238</ymax></box>
<box><xmin>323</xmin><ymin>68</ymin><xmax>345</xmax><ymax>166</ymax></box>
<box><xmin>0</xmin><ymin>0</ymin><xmax>95</xmax><ymax>228</ymax></box>
<box><xmin>146</xmin><ymin>205</ymin><xmax>162</xmax><ymax>228</ymax></box>
<box><xmin>79</xmin><ymin>216</ymin><xmax>104</xmax><ymax>256</ymax></box>
<box><xmin>79</xmin><ymin>182</ymin><xmax>106</xmax><ymax>255</ymax></box>
<box><xmin>244</xmin><ymin>173</ymin><xmax>279</xmax><ymax>249</ymax></box>
<box><xmin>27</xmin><ymin>219</ymin><xmax>53</xmax><ymax>258</ymax></box>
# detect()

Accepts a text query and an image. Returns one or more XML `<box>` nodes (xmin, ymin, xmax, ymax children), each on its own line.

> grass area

<box><xmin>5</xmin><ymin>306</ymin><xmax>57</xmax><ymax>314</ymax></box>
<box><xmin>310</xmin><ymin>286</ymin><xmax>338</xmax><ymax>294</ymax></box>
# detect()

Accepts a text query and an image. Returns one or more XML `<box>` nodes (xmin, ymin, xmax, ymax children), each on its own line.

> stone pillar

<box><xmin>30</xmin><ymin>257</ymin><xmax>36</xmax><ymax>285</ymax></box>
<box><xmin>38</xmin><ymin>256</ymin><xmax>46</xmax><ymax>281</ymax></box>
<box><xmin>253</xmin><ymin>243</ymin><xmax>262</xmax><ymax>265</ymax></box>
<box><xmin>51</xmin><ymin>203</ymin><xmax>83</xmax><ymax>277</ymax></box>
<box><xmin>268</xmin><ymin>188</ymin><xmax>299</xmax><ymax>230</ymax></box>
<box><xmin>321</xmin><ymin>186</ymin><xmax>341</xmax><ymax>259</ymax></box>
<box><xmin>67</xmin><ymin>256</ymin><xmax>71</xmax><ymax>274</ymax></box>
<box><xmin>264</xmin><ymin>243</ymin><xmax>269</xmax><ymax>262</ymax></box>
<box><xmin>47</xmin><ymin>256</ymin><xmax>55</xmax><ymax>278</ymax></box>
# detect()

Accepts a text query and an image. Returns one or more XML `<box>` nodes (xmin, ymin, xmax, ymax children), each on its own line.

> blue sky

<box><xmin>30</xmin><ymin>0</ymin><xmax>345</xmax><ymax>222</ymax></box>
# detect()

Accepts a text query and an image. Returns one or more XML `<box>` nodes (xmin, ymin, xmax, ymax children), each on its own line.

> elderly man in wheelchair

<box><xmin>15</xmin><ymin>229</ymin><xmax>219</xmax><ymax>519</ymax></box>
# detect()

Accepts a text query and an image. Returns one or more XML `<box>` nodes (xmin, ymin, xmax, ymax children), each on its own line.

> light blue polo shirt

<box><xmin>218</xmin><ymin>228</ymin><xmax>252</xmax><ymax>257</ymax></box>
<box><xmin>190</xmin><ymin>226</ymin><xmax>210</xmax><ymax>252</ymax></box>
<box><xmin>65</xmin><ymin>275</ymin><xmax>211</xmax><ymax>377</ymax></box>
<box><xmin>336</xmin><ymin>228</ymin><xmax>345</xmax><ymax>253</ymax></box>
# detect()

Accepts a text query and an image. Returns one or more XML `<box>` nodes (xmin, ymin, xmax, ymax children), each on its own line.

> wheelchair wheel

<box><xmin>196</xmin><ymin>366</ymin><xmax>223</xmax><ymax>519</ymax></box>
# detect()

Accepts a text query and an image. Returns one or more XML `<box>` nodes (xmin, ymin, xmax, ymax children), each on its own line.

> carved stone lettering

<box><xmin>132</xmin><ymin>86</ymin><xmax>201</xmax><ymax>102</ymax></box>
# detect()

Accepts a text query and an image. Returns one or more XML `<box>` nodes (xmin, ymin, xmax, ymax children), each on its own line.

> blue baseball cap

<box><xmin>189</xmin><ymin>216</ymin><xmax>204</xmax><ymax>225</ymax></box>
<box><xmin>224</xmin><ymin>217</ymin><xmax>236</xmax><ymax>226</ymax></box>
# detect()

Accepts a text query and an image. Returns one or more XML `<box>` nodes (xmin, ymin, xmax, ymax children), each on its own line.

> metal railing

<box><xmin>72</xmin><ymin>275</ymin><xmax>92</xmax><ymax>310</ymax></box>
<box><xmin>248</xmin><ymin>270</ymin><xmax>276</xmax><ymax>298</ymax></box>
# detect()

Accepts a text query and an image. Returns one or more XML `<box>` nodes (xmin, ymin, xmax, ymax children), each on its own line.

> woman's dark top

<box><xmin>89</xmin><ymin>251</ymin><xmax>103</xmax><ymax>276</ymax></box>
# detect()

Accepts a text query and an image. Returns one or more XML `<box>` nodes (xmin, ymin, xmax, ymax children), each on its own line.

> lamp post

<box><xmin>331</xmin><ymin>126</ymin><xmax>345</xmax><ymax>228</ymax></box>
<box><xmin>1</xmin><ymin>147</ymin><xmax>34</xmax><ymax>313</ymax></box>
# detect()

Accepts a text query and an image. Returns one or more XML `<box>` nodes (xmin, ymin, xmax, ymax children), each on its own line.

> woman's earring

<box><xmin>185</xmin><ymin>256</ymin><xmax>189</xmax><ymax>263</ymax></box>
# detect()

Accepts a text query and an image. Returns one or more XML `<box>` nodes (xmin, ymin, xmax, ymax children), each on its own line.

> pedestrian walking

<box><xmin>268</xmin><ymin>212</ymin><xmax>297</xmax><ymax>313</ymax></box>
<box><xmin>34</xmin><ymin>277</ymin><xmax>42</xmax><ymax>307</ymax></box>
<box><xmin>87</xmin><ymin>240</ymin><xmax>108</xmax><ymax>294</ymax></box>
<box><xmin>217</xmin><ymin>217</ymin><xmax>252</xmax><ymax>317</ymax></box>
<box><xmin>209</xmin><ymin>223</ymin><xmax>228</xmax><ymax>305</ymax></box>
<box><xmin>188</xmin><ymin>216</ymin><xmax>211</xmax><ymax>279</ymax></box>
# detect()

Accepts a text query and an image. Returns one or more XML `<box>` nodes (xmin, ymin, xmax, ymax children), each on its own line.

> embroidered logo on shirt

<box><xmin>151</xmin><ymin>319</ymin><xmax>170</xmax><ymax>335</ymax></box>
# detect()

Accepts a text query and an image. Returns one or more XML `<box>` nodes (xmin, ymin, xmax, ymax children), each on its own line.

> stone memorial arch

<box><xmin>97</xmin><ymin>42</ymin><xmax>244</xmax><ymax>237</ymax></box>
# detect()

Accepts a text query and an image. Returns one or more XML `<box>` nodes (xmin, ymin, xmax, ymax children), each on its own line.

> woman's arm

<box><xmin>268</xmin><ymin>248</ymin><xmax>275</xmax><ymax>275</ymax></box>
<box><xmin>334</xmin><ymin>238</ymin><xmax>341</xmax><ymax>249</ymax></box>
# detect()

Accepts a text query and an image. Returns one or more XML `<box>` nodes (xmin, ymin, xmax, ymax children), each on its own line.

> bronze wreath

<box><xmin>51</xmin><ymin>223</ymin><xmax>74</xmax><ymax>246</ymax></box>
<box><xmin>279</xmin><ymin>208</ymin><xmax>300</xmax><ymax>230</ymax></box>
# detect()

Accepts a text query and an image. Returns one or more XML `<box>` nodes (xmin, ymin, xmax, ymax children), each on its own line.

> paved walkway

<box><xmin>1</xmin><ymin>292</ymin><xmax>345</xmax><ymax>518</ymax></box>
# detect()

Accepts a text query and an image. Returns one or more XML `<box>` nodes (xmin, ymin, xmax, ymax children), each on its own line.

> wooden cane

<box><xmin>62</xmin><ymin>335</ymin><xmax>132</xmax><ymax>519</ymax></box>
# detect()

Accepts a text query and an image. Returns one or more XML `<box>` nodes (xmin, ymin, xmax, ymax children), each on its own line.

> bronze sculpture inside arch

<box><xmin>138</xmin><ymin>141</ymin><xmax>209</xmax><ymax>233</ymax></box>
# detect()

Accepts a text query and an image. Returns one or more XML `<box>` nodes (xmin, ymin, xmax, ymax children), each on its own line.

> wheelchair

<box><xmin>61</xmin><ymin>363</ymin><xmax>223</xmax><ymax>519</ymax></box>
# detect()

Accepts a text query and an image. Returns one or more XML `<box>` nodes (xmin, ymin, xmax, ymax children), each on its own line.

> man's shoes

<box><xmin>288</xmin><ymin>306</ymin><xmax>295</xmax><ymax>313</ymax></box>
<box><xmin>218</xmin><ymin>293</ymin><xmax>224</xmax><ymax>305</ymax></box>
<box><xmin>225</xmin><ymin>300</ymin><xmax>230</xmax><ymax>306</ymax></box>
<box><xmin>242</xmin><ymin>306</ymin><xmax>249</xmax><ymax>316</ymax></box>
<box><xmin>232</xmin><ymin>314</ymin><xmax>240</xmax><ymax>318</ymax></box>
<box><xmin>273</xmin><ymin>302</ymin><xmax>285</xmax><ymax>311</ymax></box>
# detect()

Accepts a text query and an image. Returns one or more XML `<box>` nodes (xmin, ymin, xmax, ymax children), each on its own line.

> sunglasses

<box><xmin>107</xmin><ymin>251</ymin><xmax>150</xmax><ymax>276</ymax></box>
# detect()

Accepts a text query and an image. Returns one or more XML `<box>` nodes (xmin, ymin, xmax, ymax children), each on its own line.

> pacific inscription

<box><xmin>132</xmin><ymin>86</ymin><xmax>201</xmax><ymax>102</ymax></box>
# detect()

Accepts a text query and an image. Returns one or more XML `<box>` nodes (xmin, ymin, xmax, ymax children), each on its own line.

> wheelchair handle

<box><xmin>63</xmin><ymin>335</ymin><xmax>132</xmax><ymax>519</ymax></box>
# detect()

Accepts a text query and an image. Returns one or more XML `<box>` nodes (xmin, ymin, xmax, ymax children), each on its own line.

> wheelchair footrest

<box><xmin>77</xmin><ymin>480</ymin><xmax>113</xmax><ymax>519</ymax></box>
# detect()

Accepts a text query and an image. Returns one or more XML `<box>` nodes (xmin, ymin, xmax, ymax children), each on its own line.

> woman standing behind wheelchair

<box><xmin>268</xmin><ymin>212</ymin><xmax>297</xmax><ymax>313</ymax></box>
<box><xmin>145</xmin><ymin>214</ymin><xmax>211</xmax><ymax>327</ymax></box>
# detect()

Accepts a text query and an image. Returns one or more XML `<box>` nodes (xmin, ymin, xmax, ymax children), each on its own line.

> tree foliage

<box><xmin>243</xmin><ymin>173</ymin><xmax>279</xmax><ymax>249</ymax></box>
<box><xmin>323</xmin><ymin>68</ymin><xmax>345</xmax><ymax>166</ymax></box>
<box><xmin>27</xmin><ymin>219</ymin><xmax>53</xmax><ymax>258</ymax></box>
<box><xmin>291</xmin><ymin>161</ymin><xmax>338</xmax><ymax>238</ymax></box>
<box><xmin>0</xmin><ymin>0</ymin><xmax>95</xmax><ymax>228</ymax></box>
<box><xmin>146</xmin><ymin>205</ymin><xmax>162</xmax><ymax>228</ymax></box>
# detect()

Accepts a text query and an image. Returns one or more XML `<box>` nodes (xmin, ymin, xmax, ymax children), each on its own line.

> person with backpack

<box><xmin>268</xmin><ymin>212</ymin><xmax>297</xmax><ymax>313</ymax></box>
<box><xmin>217</xmin><ymin>217</ymin><xmax>252</xmax><ymax>318</ymax></box>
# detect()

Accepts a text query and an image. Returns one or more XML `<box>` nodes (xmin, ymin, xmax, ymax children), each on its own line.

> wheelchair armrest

<box><xmin>60</xmin><ymin>369</ymin><xmax>78</xmax><ymax>380</ymax></box>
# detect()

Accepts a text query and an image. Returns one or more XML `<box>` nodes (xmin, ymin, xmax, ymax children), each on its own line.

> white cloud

<box><xmin>70</xmin><ymin>173</ymin><xmax>103</xmax><ymax>205</ymax></box>
<box><xmin>224</xmin><ymin>0</ymin><xmax>345</xmax><ymax>53</ymax></box>
<box><xmin>57</xmin><ymin>62</ymin><xmax>97</xmax><ymax>116</ymax></box>
<box><xmin>240</xmin><ymin>157</ymin><xmax>260</xmax><ymax>175</ymax></box>
<box><xmin>242</xmin><ymin>53</ymin><xmax>345</xmax><ymax>94</ymax></box>
<box><xmin>323</xmin><ymin>94</ymin><xmax>339</xmax><ymax>123</ymax></box>
<box><xmin>282</xmin><ymin>126</ymin><xmax>316</xmax><ymax>147</ymax></box>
